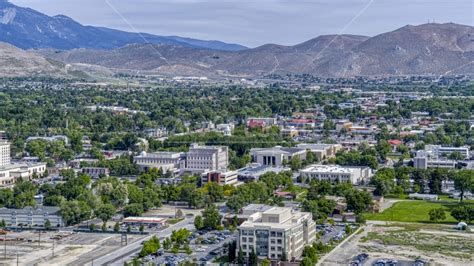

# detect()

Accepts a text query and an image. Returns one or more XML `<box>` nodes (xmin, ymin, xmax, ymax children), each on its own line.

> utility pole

<box><xmin>4</xmin><ymin>233</ymin><xmax>6</xmax><ymax>259</ymax></box>
<box><xmin>52</xmin><ymin>239</ymin><xmax>55</xmax><ymax>257</ymax></box>
<box><xmin>16</xmin><ymin>251</ymin><xmax>18</xmax><ymax>266</ymax></box>
<box><xmin>38</xmin><ymin>230</ymin><xmax>41</xmax><ymax>247</ymax></box>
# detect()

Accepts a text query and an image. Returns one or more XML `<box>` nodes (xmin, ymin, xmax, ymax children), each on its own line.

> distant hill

<box><xmin>0</xmin><ymin>0</ymin><xmax>246</xmax><ymax>51</ymax></box>
<box><xmin>0</xmin><ymin>42</ymin><xmax>67</xmax><ymax>77</ymax></box>
<box><xmin>37</xmin><ymin>23</ymin><xmax>474</xmax><ymax>77</ymax></box>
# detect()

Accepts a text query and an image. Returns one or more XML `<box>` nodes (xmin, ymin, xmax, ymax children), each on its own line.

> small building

<box><xmin>201</xmin><ymin>170</ymin><xmax>240</xmax><ymax>186</ymax></box>
<box><xmin>122</xmin><ymin>217</ymin><xmax>168</xmax><ymax>228</ymax></box>
<box><xmin>81</xmin><ymin>167</ymin><xmax>110</xmax><ymax>178</ymax></box>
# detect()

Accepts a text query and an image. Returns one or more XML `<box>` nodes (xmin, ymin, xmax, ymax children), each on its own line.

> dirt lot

<box><xmin>320</xmin><ymin>221</ymin><xmax>474</xmax><ymax>266</ymax></box>
<box><xmin>0</xmin><ymin>230</ymin><xmax>146</xmax><ymax>266</ymax></box>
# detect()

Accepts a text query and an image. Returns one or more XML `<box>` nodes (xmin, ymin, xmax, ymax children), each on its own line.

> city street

<box><xmin>84</xmin><ymin>217</ymin><xmax>194</xmax><ymax>266</ymax></box>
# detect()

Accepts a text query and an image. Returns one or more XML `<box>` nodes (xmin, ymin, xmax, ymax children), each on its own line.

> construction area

<box><xmin>0</xmin><ymin>230</ymin><xmax>147</xmax><ymax>266</ymax></box>
<box><xmin>321</xmin><ymin>221</ymin><xmax>474</xmax><ymax>266</ymax></box>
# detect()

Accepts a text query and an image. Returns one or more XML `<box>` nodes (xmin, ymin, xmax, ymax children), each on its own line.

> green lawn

<box><xmin>364</xmin><ymin>200</ymin><xmax>474</xmax><ymax>223</ymax></box>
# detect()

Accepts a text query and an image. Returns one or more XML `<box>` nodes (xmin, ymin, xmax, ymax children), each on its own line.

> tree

<box><xmin>451</xmin><ymin>205</ymin><xmax>473</xmax><ymax>223</ymax></box>
<box><xmin>227</xmin><ymin>241</ymin><xmax>237</xmax><ymax>262</ymax></box>
<box><xmin>163</xmin><ymin>237</ymin><xmax>172</xmax><ymax>250</ymax></box>
<box><xmin>114</xmin><ymin>222</ymin><xmax>120</xmax><ymax>232</ymax></box>
<box><xmin>249</xmin><ymin>248</ymin><xmax>257</xmax><ymax>266</ymax></box>
<box><xmin>123</xmin><ymin>203</ymin><xmax>144</xmax><ymax>217</ymax></box>
<box><xmin>302</xmin><ymin>245</ymin><xmax>318</xmax><ymax>264</ymax></box>
<box><xmin>300</xmin><ymin>257</ymin><xmax>314</xmax><ymax>266</ymax></box>
<box><xmin>237</xmin><ymin>248</ymin><xmax>245</xmax><ymax>265</ymax></box>
<box><xmin>59</xmin><ymin>200</ymin><xmax>92</xmax><ymax>225</ymax></box>
<box><xmin>370</xmin><ymin>168</ymin><xmax>396</xmax><ymax>196</ymax></box>
<box><xmin>345</xmin><ymin>189</ymin><xmax>373</xmax><ymax>214</ymax></box>
<box><xmin>454</xmin><ymin>170</ymin><xmax>474</xmax><ymax>203</ymax></box>
<box><xmin>171</xmin><ymin>228</ymin><xmax>191</xmax><ymax>245</ymax></box>
<box><xmin>291</xmin><ymin>156</ymin><xmax>302</xmax><ymax>171</ymax></box>
<box><xmin>44</xmin><ymin>219</ymin><xmax>51</xmax><ymax>230</ymax></box>
<box><xmin>202</xmin><ymin>204</ymin><xmax>221</xmax><ymax>230</ymax></box>
<box><xmin>139</xmin><ymin>224</ymin><xmax>145</xmax><ymax>233</ymax></box>
<box><xmin>204</xmin><ymin>182</ymin><xmax>224</xmax><ymax>203</ymax></box>
<box><xmin>139</xmin><ymin>236</ymin><xmax>161</xmax><ymax>257</ymax></box>
<box><xmin>281</xmin><ymin>251</ymin><xmax>288</xmax><ymax>262</ymax></box>
<box><xmin>96</xmin><ymin>203</ymin><xmax>116</xmax><ymax>225</ymax></box>
<box><xmin>194</xmin><ymin>215</ymin><xmax>204</xmax><ymax>230</ymax></box>
<box><xmin>0</xmin><ymin>219</ymin><xmax>5</xmax><ymax>228</ymax></box>
<box><xmin>261</xmin><ymin>258</ymin><xmax>271</xmax><ymax>266</ymax></box>
<box><xmin>429</xmin><ymin>208</ymin><xmax>446</xmax><ymax>222</ymax></box>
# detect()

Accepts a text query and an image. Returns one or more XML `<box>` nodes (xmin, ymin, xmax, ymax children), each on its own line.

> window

<box><xmin>242</xmin><ymin>237</ymin><xmax>247</xmax><ymax>242</ymax></box>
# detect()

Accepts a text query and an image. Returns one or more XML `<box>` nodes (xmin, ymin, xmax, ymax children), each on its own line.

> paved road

<box><xmin>85</xmin><ymin>217</ymin><xmax>194</xmax><ymax>266</ymax></box>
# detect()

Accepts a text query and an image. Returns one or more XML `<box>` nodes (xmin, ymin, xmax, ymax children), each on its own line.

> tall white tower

<box><xmin>0</xmin><ymin>141</ymin><xmax>11</xmax><ymax>167</ymax></box>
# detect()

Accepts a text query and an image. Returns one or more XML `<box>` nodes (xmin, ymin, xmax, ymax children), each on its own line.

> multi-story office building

<box><xmin>201</xmin><ymin>170</ymin><xmax>239</xmax><ymax>186</ymax></box>
<box><xmin>0</xmin><ymin>141</ymin><xmax>10</xmax><ymax>167</ymax></box>
<box><xmin>414</xmin><ymin>151</ymin><xmax>456</xmax><ymax>170</ymax></box>
<box><xmin>425</xmin><ymin>145</ymin><xmax>470</xmax><ymax>159</ymax></box>
<box><xmin>185</xmin><ymin>144</ymin><xmax>228</xmax><ymax>174</ymax></box>
<box><xmin>133</xmin><ymin>151</ymin><xmax>186</xmax><ymax>174</ymax></box>
<box><xmin>237</xmin><ymin>207</ymin><xmax>316</xmax><ymax>261</ymax></box>
<box><xmin>0</xmin><ymin>206</ymin><xmax>64</xmax><ymax>227</ymax></box>
<box><xmin>299</xmin><ymin>164</ymin><xmax>372</xmax><ymax>185</ymax></box>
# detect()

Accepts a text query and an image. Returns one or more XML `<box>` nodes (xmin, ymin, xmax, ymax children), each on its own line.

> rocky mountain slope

<box><xmin>37</xmin><ymin>23</ymin><xmax>474</xmax><ymax>77</ymax></box>
<box><xmin>0</xmin><ymin>42</ymin><xmax>68</xmax><ymax>77</ymax></box>
<box><xmin>0</xmin><ymin>0</ymin><xmax>246</xmax><ymax>51</ymax></box>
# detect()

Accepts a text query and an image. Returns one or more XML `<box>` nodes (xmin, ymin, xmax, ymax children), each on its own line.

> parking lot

<box><xmin>142</xmin><ymin>229</ymin><xmax>237</xmax><ymax>265</ymax></box>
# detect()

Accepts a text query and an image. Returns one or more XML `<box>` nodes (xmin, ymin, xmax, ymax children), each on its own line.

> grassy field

<box><xmin>365</xmin><ymin>200</ymin><xmax>474</xmax><ymax>223</ymax></box>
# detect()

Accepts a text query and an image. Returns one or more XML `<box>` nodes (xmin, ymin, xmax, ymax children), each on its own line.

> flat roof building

<box><xmin>299</xmin><ymin>164</ymin><xmax>372</xmax><ymax>185</ymax></box>
<box><xmin>0</xmin><ymin>206</ymin><xmax>64</xmax><ymax>227</ymax></box>
<box><xmin>237</xmin><ymin>206</ymin><xmax>316</xmax><ymax>261</ymax></box>
<box><xmin>250</xmin><ymin>147</ymin><xmax>306</xmax><ymax>167</ymax></box>
<box><xmin>185</xmin><ymin>144</ymin><xmax>229</xmax><ymax>175</ymax></box>
<box><xmin>133</xmin><ymin>151</ymin><xmax>185</xmax><ymax>174</ymax></box>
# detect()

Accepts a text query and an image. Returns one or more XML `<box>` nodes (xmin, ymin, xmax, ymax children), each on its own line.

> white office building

<box><xmin>425</xmin><ymin>145</ymin><xmax>470</xmax><ymax>159</ymax></box>
<box><xmin>133</xmin><ymin>151</ymin><xmax>185</xmax><ymax>174</ymax></box>
<box><xmin>299</xmin><ymin>164</ymin><xmax>372</xmax><ymax>184</ymax></box>
<box><xmin>414</xmin><ymin>151</ymin><xmax>456</xmax><ymax>170</ymax></box>
<box><xmin>185</xmin><ymin>144</ymin><xmax>229</xmax><ymax>174</ymax></box>
<box><xmin>0</xmin><ymin>206</ymin><xmax>64</xmax><ymax>227</ymax></box>
<box><xmin>0</xmin><ymin>141</ymin><xmax>10</xmax><ymax>167</ymax></box>
<box><xmin>237</xmin><ymin>207</ymin><xmax>316</xmax><ymax>261</ymax></box>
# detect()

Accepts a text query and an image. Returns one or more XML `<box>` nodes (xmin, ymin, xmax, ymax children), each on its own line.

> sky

<box><xmin>10</xmin><ymin>0</ymin><xmax>474</xmax><ymax>47</ymax></box>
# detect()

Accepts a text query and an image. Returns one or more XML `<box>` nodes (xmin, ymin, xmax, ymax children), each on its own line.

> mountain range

<box><xmin>0</xmin><ymin>0</ymin><xmax>473</xmax><ymax>78</ymax></box>
<box><xmin>0</xmin><ymin>0</ymin><xmax>245</xmax><ymax>51</ymax></box>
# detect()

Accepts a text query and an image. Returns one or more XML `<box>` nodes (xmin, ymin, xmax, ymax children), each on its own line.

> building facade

<box><xmin>133</xmin><ymin>151</ymin><xmax>186</xmax><ymax>174</ymax></box>
<box><xmin>299</xmin><ymin>164</ymin><xmax>372</xmax><ymax>184</ymax></box>
<box><xmin>185</xmin><ymin>144</ymin><xmax>229</xmax><ymax>174</ymax></box>
<box><xmin>201</xmin><ymin>170</ymin><xmax>239</xmax><ymax>186</ymax></box>
<box><xmin>0</xmin><ymin>206</ymin><xmax>64</xmax><ymax>227</ymax></box>
<box><xmin>250</xmin><ymin>147</ymin><xmax>306</xmax><ymax>167</ymax></box>
<box><xmin>237</xmin><ymin>207</ymin><xmax>316</xmax><ymax>261</ymax></box>
<box><xmin>0</xmin><ymin>141</ymin><xmax>10</xmax><ymax>167</ymax></box>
